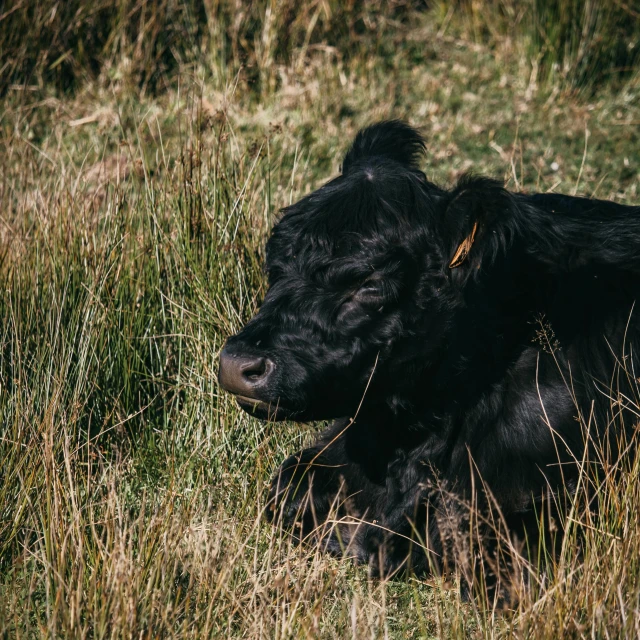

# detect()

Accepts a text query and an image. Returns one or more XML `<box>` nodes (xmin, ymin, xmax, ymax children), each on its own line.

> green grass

<box><xmin>1</xmin><ymin>2</ymin><xmax>640</xmax><ymax>637</ymax></box>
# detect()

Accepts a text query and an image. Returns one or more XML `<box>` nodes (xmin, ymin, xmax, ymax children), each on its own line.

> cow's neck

<box><xmin>402</xmin><ymin>246</ymin><xmax>553</xmax><ymax>423</ymax></box>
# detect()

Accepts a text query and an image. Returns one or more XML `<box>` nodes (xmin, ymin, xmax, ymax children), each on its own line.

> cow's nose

<box><xmin>218</xmin><ymin>348</ymin><xmax>275</xmax><ymax>398</ymax></box>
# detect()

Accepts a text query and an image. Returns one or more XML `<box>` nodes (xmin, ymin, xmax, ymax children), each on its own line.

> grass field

<box><xmin>1</xmin><ymin>1</ymin><xmax>640</xmax><ymax>637</ymax></box>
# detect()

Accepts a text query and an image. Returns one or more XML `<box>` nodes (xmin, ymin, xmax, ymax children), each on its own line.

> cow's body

<box><xmin>218</xmin><ymin>121</ymin><xmax>640</xmax><ymax>599</ymax></box>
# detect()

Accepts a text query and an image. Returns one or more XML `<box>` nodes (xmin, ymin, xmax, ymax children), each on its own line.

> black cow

<box><xmin>218</xmin><ymin>120</ymin><xmax>640</xmax><ymax>600</ymax></box>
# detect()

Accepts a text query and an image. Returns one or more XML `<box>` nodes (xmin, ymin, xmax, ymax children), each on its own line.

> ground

<box><xmin>1</xmin><ymin>3</ymin><xmax>640</xmax><ymax>637</ymax></box>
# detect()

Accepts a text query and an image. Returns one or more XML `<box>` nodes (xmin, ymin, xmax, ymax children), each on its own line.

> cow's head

<box><xmin>218</xmin><ymin>121</ymin><xmax>504</xmax><ymax>421</ymax></box>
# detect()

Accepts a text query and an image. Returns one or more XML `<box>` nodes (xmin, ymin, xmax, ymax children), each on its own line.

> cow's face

<box><xmin>218</xmin><ymin>124</ymin><xmax>465</xmax><ymax>421</ymax></box>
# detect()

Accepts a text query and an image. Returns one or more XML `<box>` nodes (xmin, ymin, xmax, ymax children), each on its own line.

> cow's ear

<box><xmin>442</xmin><ymin>176</ymin><xmax>512</xmax><ymax>271</ymax></box>
<box><xmin>342</xmin><ymin>120</ymin><xmax>425</xmax><ymax>174</ymax></box>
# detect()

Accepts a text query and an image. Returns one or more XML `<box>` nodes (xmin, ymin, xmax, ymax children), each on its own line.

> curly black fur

<box><xmin>219</xmin><ymin>120</ymin><xmax>640</xmax><ymax>599</ymax></box>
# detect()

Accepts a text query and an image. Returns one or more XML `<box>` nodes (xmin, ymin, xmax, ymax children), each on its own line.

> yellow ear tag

<box><xmin>449</xmin><ymin>221</ymin><xmax>478</xmax><ymax>268</ymax></box>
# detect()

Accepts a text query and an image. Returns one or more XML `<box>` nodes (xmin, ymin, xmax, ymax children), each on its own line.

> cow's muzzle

<box><xmin>218</xmin><ymin>347</ymin><xmax>275</xmax><ymax>397</ymax></box>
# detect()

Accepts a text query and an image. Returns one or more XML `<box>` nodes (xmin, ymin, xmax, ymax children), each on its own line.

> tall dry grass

<box><xmin>451</xmin><ymin>0</ymin><xmax>640</xmax><ymax>91</ymax></box>
<box><xmin>3</xmin><ymin>1</ymin><xmax>638</xmax><ymax>95</ymax></box>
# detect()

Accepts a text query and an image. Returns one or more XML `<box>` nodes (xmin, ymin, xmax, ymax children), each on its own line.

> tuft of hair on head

<box><xmin>341</xmin><ymin>120</ymin><xmax>426</xmax><ymax>174</ymax></box>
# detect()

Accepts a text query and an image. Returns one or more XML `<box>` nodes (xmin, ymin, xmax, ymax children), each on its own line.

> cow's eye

<box><xmin>354</xmin><ymin>280</ymin><xmax>384</xmax><ymax>303</ymax></box>
<box><xmin>336</xmin><ymin>279</ymin><xmax>387</xmax><ymax>322</ymax></box>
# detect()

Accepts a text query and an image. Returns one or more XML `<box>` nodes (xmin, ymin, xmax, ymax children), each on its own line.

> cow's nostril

<box><xmin>218</xmin><ymin>348</ymin><xmax>275</xmax><ymax>398</ymax></box>
<box><xmin>242</xmin><ymin>357</ymin><xmax>267</xmax><ymax>381</ymax></box>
